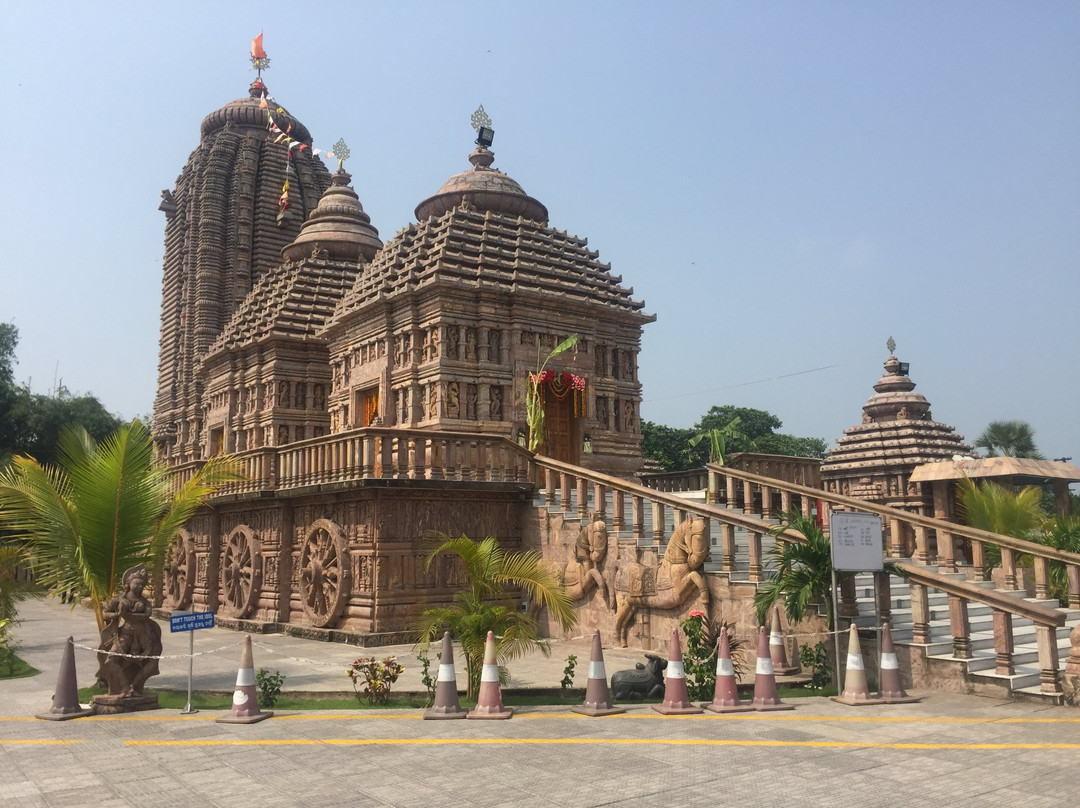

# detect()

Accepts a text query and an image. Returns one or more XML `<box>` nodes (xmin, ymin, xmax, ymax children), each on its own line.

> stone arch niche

<box><xmin>162</xmin><ymin>529</ymin><xmax>196</xmax><ymax>610</ymax></box>
<box><xmin>220</xmin><ymin>525</ymin><xmax>262</xmax><ymax>618</ymax></box>
<box><xmin>298</xmin><ymin>518</ymin><xmax>352</xmax><ymax>628</ymax></box>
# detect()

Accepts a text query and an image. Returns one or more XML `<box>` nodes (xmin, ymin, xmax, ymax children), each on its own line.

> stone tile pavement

<box><xmin>3</xmin><ymin>598</ymin><xmax>1078</xmax><ymax>807</ymax></box>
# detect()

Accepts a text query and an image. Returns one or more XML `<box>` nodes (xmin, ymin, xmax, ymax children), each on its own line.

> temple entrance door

<box><xmin>541</xmin><ymin>392</ymin><xmax>579</xmax><ymax>465</ymax></box>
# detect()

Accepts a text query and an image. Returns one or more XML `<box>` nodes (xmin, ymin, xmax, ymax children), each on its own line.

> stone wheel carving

<box><xmin>222</xmin><ymin>527</ymin><xmax>261</xmax><ymax>618</ymax></box>
<box><xmin>163</xmin><ymin>531</ymin><xmax>195</xmax><ymax>610</ymax></box>
<box><xmin>299</xmin><ymin>520</ymin><xmax>351</xmax><ymax>628</ymax></box>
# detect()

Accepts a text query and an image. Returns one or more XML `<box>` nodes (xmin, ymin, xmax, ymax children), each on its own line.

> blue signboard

<box><xmin>169</xmin><ymin>611</ymin><xmax>216</xmax><ymax>633</ymax></box>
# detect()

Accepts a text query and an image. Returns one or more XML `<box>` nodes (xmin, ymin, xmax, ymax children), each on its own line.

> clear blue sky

<box><xmin>1</xmin><ymin>2</ymin><xmax>1077</xmax><ymax>460</ymax></box>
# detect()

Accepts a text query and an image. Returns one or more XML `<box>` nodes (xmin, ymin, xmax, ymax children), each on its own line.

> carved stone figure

<box><xmin>489</xmin><ymin>386</ymin><xmax>502</xmax><ymax>419</ymax></box>
<box><xmin>613</xmin><ymin>518</ymin><xmax>710</xmax><ymax>647</ymax></box>
<box><xmin>277</xmin><ymin>381</ymin><xmax>290</xmax><ymax>407</ymax></box>
<box><xmin>595</xmin><ymin>345</ymin><xmax>606</xmax><ymax>377</ymax></box>
<box><xmin>95</xmin><ymin>565</ymin><xmax>162</xmax><ymax>698</ymax></box>
<box><xmin>465</xmin><ymin>384</ymin><xmax>478</xmax><ymax>420</ymax></box>
<box><xmin>596</xmin><ymin>396</ymin><xmax>610</xmax><ymax>428</ymax></box>
<box><xmin>486</xmin><ymin>329</ymin><xmax>500</xmax><ymax>362</ymax></box>
<box><xmin>610</xmin><ymin>654</ymin><xmax>667</xmax><ymax>700</ymax></box>
<box><xmin>622</xmin><ymin>400</ymin><xmax>635</xmax><ymax>433</ymax></box>
<box><xmin>294</xmin><ymin>382</ymin><xmax>306</xmax><ymax>409</ymax></box>
<box><xmin>446</xmin><ymin>326</ymin><xmax>459</xmax><ymax>359</ymax></box>
<box><xmin>562</xmin><ymin>512</ymin><xmax>610</xmax><ymax>606</ymax></box>
<box><xmin>428</xmin><ymin>385</ymin><xmax>438</xmax><ymax>419</ymax></box>
<box><xmin>313</xmin><ymin>384</ymin><xmax>326</xmax><ymax>410</ymax></box>
<box><xmin>446</xmin><ymin>382</ymin><xmax>460</xmax><ymax>418</ymax></box>
<box><xmin>464</xmin><ymin>327</ymin><xmax>477</xmax><ymax>360</ymax></box>
<box><xmin>621</xmin><ymin>351</ymin><xmax>634</xmax><ymax>380</ymax></box>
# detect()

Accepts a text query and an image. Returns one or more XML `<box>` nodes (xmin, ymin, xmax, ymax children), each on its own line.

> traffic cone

<box><xmin>216</xmin><ymin>635</ymin><xmax>272</xmax><ymax>723</ymax></box>
<box><xmin>572</xmin><ymin>630</ymin><xmax>625</xmax><ymax>716</ymax></box>
<box><xmin>879</xmin><ymin>622</ymin><xmax>920</xmax><ymax>704</ymax></box>
<box><xmin>832</xmin><ymin>624</ymin><xmax>884</xmax><ymax>706</ymax></box>
<box><xmin>751</xmin><ymin>625</ymin><xmax>794</xmax><ymax>711</ymax></box>
<box><xmin>468</xmin><ymin>631</ymin><xmax>513</xmax><ymax>719</ymax></box>
<box><xmin>37</xmin><ymin>637</ymin><xmax>93</xmax><ymax>720</ymax></box>
<box><xmin>705</xmin><ymin>626</ymin><xmax>752</xmax><ymax>713</ymax></box>
<box><xmin>424</xmin><ymin>631</ymin><xmax>467</xmax><ymax>719</ymax></box>
<box><xmin>770</xmin><ymin>607</ymin><xmax>800</xmax><ymax>675</ymax></box>
<box><xmin>653</xmin><ymin>627</ymin><xmax>703</xmax><ymax>715</ymax></box>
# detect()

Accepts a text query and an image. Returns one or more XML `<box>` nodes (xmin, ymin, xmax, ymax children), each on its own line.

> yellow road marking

<box><xmin>2</xmin><ymin>712</ymin><xmax>1080</xmax><ymax>724</ymax></box>
<box><xmin>125</xmin><ymin>738</ymin><xmax>1080</xmax><ymax>750</ymax></box>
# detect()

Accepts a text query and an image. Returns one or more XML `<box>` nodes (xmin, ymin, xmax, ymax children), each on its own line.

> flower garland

<box><xmin>528</xmin><ymin>371</ymin><xmax>587</xmax><ymax>417</ymax></box>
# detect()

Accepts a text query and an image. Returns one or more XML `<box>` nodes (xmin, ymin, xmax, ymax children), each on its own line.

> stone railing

<box><xmin>636</xmin><ymin>467</ymin><xmax>709</xmax><ymax>493</ymax></box>
<box><xmin>726</xmin><ymin>452</ymin><xmax>821</xmax><ymax>488</ymax></box>
<box><xmin>708</xmin><ymin>462</ymin><xmax>1079</xmax><ymax>695</ymax></box>
<box><xmin>170</xmin><ymin>428</ymin><xmax>531</xmax><ymax>497</ymax></box>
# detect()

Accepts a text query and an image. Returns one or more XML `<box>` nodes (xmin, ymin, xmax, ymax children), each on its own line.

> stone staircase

<box><xmin>533</xmin><ymin>470</ymin><xmax>1079</xmax><ymax>703</ymax></box>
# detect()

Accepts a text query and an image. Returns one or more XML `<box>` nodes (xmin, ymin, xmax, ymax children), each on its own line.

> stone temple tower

<box><xmin>153</xmin><ymin>78</ymin><xmax>331</xmax><ymax>464</ymax></box>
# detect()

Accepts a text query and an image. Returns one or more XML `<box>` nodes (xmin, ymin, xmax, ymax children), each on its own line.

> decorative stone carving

<box><xmin>299</xmin><ymin>520</ymin><xmax>351</xmax><ymax>628</ymax></box>
<box><xmin>446</xmin><ymin>382</ymin><xmax>460</xmax><ymax>418</ymax></box>
<box><xmin>465</xmin><ymin>384</ymin><xmax>478</xmax><ymax>420</ymax></box>
<box><xmin>489</xmin><ymin>386</ymin><xmax>502</xmax><ymax>420</ymax></box>
<box><xmin>163</xmin><ymin>531</ymin><xmax>195</xmax><ymax>610</ymax></box>
<box><xmin>464</xmin><ymin>327</ymin><xmax>477</xmax><ymax>360</ymax></box>
<box><xmin>221</xmin><ymin>526</ymin><xmax>261</xmax><ymax>618</ymax></box>
<box><xmin>486</xmin><ymin>329</ymin><xmax>500</xmax><ymax>362</ymax></box>
<box><xmin>95</xmin><ymin>565</ymin><xmax>162</xmax><ymax>703</ymax></box>
<box><xmin>610</xmin><ymin>654</ymin><xmax>667</xmax><ymax>700</ymax></box>
<box><xmin>613</xmin><ymin>518</ymin><xmax>710</xmax><ymax>646</ymax></box>
<box><xmin>562</xmin><ymin>513</ymin><xmax>610</xmax><ymax>606</ymax></box>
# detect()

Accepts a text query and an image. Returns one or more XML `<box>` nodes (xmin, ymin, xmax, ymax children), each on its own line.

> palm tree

<box><xmin>956</xmin><ymin>476</ymin><xmax>1046</xmax><ymax>577</ymax></box>
<box><xmin>975</xmin><ymin>420</ymin><xmax>1043</xmax><ymax>459</ymax></box>
<box><xmin>753</xmin><ymin>511</ymin><xmax>845</xmax><ymax>630</ymax></box>
<box><xmin>0</xmin><ymin>421</ymin><xmax>238</xmax><ymax>631</ymax></box>
<box><xmin>1040</xmin><ymin>516</ymin><xmax>1080</xmax><ymax>605</ymax></box>
<box><xmin>411</xmin><ymin>533</ymin><xmax>576</xmax><ymax>699</ymax></box>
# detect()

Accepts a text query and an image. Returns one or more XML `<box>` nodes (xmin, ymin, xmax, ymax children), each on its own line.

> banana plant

<box><xmin>524</xmin><ymin>335</ymin><xmax>579</xmax><ymax>452</ymax></box>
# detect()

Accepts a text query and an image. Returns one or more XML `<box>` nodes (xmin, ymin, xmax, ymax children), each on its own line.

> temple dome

<box><xmin>200</xmin><ymin>80</ymin><xmax>312</xmax><ymax>143</ymax></box>
<box><xmin>282</xmin><ymin>169</ymin><xmax>381</xmax><ymax>263</ymax></box>
<box><xmin>862</xmin><ymin>354</ymin><xmax>931</xmax><ymax>422</ymax></box>
<box><xmin>414</xmin><ymin>145</ymin><xmax>548</xmax><ymax>223</ymax></box>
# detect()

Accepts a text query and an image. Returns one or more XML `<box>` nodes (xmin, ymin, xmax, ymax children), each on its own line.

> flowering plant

<box><xmin>347</xmin><ymin>656</ymin><xmax>405</xmax><ymax>705</ymax></box>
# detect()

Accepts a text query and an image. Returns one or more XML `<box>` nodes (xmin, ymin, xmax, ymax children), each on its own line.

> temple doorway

<box><xmin>539</xmin><ymin>385</ymin><xmax>580</xmax><ymax>465</ymax></box>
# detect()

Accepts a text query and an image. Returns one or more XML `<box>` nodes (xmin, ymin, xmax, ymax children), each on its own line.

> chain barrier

<box><xmin>71</xmin><ymin>640</ymin><xmax>242</xmax><ymax>662</ymax></box>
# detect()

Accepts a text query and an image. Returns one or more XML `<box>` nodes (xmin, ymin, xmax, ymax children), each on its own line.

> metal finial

<box><xmin>886</xmin><ymin>336</ymin><xmax>896</xmax><ymax>354</ymax></box>
<box><xmin>471</xmin><ymin>105</ymin><xmax>492</xmax><ymax>133</ymax></box>
<box><xmin>332</xmin><ymin>138</ymin><xmax>350</xmax><ymax>172</ymax></box>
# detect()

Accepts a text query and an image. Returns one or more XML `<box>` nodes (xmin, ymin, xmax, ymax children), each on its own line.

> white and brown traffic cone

<box><xmin>424</xmin><ymin>631</ymin><xmax>467</xmax><ymax>720</ymax></box>
<box><xmin>37</xmin><ymin>637</ymin><xmax>93</xmax><ymax>720</ymax></box>
<box><xmin>751</xmin><ymin>625</ymin><xmax>794</xmax><ymax>711</ymax></box>
<box><xmin>770</xmin><ymin>607</ymin><xmax>800</xmax><ymax>675</ymax></box>
<box><xmin>705</xmin><ymin>626</ymin><xmax>752</xmax><ymax>713</ymax></box>
<box><xmin>572</xmin><ymin>630</ymin><xmax>625</xmax><ymax>716</ymax></box>
<box><xmin>879</xmin><ymin>622</ymin><xmax>920</xmax><ymax>703</ymax></box>
<box><xmin>216</xmin><ymin>635</ymin><xmax>272</xmax><ymax>723</ymax></box>
<box><xmin>832</xmin><ymin>624</ymin><xmax>884</xmax><ymax>706</ymax></box>
<box><xmin>653</xmin><ymin>627</ymin><xmax>703</xmax><ymax>715</ymax></box>
<box><xmin>468</xmin><ymin>631</ymin><xmax>513</xmax><ymax>719</ymax></box>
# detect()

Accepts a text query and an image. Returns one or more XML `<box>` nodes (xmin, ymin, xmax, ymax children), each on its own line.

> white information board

<box><xmin>829</xmin><ymin>510</ymin><xmax>884</xmax><ymax>571</ymax></box>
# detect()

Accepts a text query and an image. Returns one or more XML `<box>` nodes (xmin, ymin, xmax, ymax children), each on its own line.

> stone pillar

<box><xmin>948</xmin><ymin>594</ymin><xmax>971</xmax><ymax>659</ymax></box>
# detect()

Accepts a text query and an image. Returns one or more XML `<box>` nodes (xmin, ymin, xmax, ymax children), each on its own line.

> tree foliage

<box><xmin>0</xmin><ymin>323</ymin><xmax>122</xmax><ymax>468</ymax></box>
<box><xmin>411</xmin><ymin>533</ymin><xmax>576</xmax><ymax>698</ymax></box>
<box><xmin>641</xmin><ymin>405</ymin><xmax>827</xmax><ymax>470</ymax></box>
<box><xmin>974</xmin><ymin>420</ymin><xmax>1042</xmax><ymax>459</ymax></box>
<box><xmin>0</xmin><ymin>421</ymin><xmax>239</xmax><ymax>631</ymax></box>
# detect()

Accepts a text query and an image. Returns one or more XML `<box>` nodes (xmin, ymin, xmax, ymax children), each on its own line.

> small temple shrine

<box><xmin>820</xmin><ymin>339</ymin><xmax>973</xmax><ymax>515</ymax></box>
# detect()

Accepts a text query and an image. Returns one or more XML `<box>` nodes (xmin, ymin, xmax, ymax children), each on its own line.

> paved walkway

<box><xmin>3</xmin><ymin>598</ymin><xmax>1076</xmax><ymax>807</ymax></box>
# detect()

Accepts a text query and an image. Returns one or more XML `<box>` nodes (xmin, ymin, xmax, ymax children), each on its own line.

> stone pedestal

<box><xmin>91</xmin><ymin>693</ymin><xmax>160</xmax><ymax>715</ymax></box>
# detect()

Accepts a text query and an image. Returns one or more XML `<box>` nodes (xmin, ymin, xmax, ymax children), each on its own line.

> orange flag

<box><xmin>251</xmin><ymin>33</ymin><xmax>267</xmax><ymax>60</ymax></box>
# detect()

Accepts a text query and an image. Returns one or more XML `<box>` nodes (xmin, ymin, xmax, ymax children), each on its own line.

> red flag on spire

<box><xmin>251</xmin><ymin>33</ymin><xmax>267</xmax><ymax>60</ymax></box>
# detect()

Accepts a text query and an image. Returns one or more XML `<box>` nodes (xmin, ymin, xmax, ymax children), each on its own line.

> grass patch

<box><xmin>0</xmin><ymin>654</ymin><xmax>39</xmax><ymax>680</ymax></box>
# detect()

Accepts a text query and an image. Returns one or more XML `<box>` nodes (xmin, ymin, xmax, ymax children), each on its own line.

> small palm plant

<box><xmin>0</xmin><ymin>421</ymin><xmax>239</xmax><ymax>631</ymax></box>
<box><xmin>956</xmin><ymin>476</ymin><xmax>1046</xmax><ymax>576</ymax></box>
<box><xmin>754</xmin><ymin>511</ymin><xmax>844</xmax><ymax>631</ymax></box>
<box><xmin>411</xmin><ymin>532</ymin><xmax>576</xmax><ymax>699</ymax></box>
